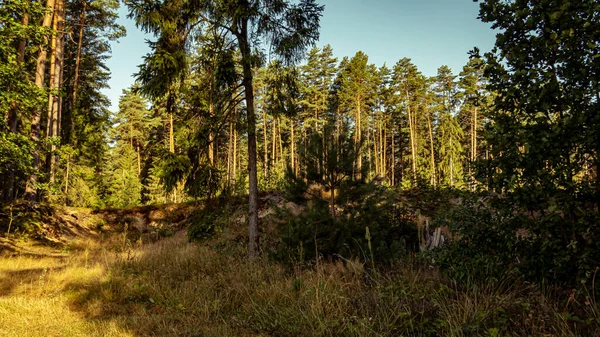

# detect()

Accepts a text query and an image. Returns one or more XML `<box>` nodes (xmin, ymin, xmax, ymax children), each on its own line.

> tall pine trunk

<box><xmin>26</xmin><ymin>0</ymin><xmax>56</xmax><ymax>200</ymax></box>
<box><xmin>278</xmin><ymin>116</ymin><xmax>283</xmax><ymax>171</ymax></box>
<box><xmin>391</xmin><ymin>130</ymin><xmax>395</xmax><ymax>186</ymax></box>
<box><xmin>70</xmin><ymin>1</ymin><xmax>86</xmax><ymax>142</ymax></box>
<box><xmin>227</xmin><ymin>122</ymin><xmax>232</xmax><ymax>187</ymax></box>
<box><xmin>290</xmin><ymin>118</ymin><xmax>295</xmax><ymax>175</ymax></box>
<box><xmin>406</xmin><ymin>88</ymin><xmax>417</xmax><ymax>186</ymax></box>
<box><xmin>263</xmin><ymin>109</ymin><xmax>268</xmax><ymax>176</ymax></box>
<box><xmin>47</xmin><ymin>0</ymin><xmax>64</xmax><ymax>185</ymax></box>
<box><xmin>208</xmin><ymin>103</ymin><xmax>214</xmax><ymax>165</ymax></box>
<box><xmin>355</xmin><ymin>96</ymin><xmax>362</xmax><ymax>179</ymax></box>
<box><xmin>426</xmin><ymin>98</ymin><xmax>436</xmax><ymax>188</ymax></box>
<box><xmin>237</xmin><ymin>21</ymin><xmax>260</xmax><ymax>259</ymax></box>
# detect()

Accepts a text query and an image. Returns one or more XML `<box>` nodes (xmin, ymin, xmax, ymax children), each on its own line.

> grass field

<box><xmin>1</xmin><ymin>225</ymin><xmax>597</xmax><ymax>337</ymax></box>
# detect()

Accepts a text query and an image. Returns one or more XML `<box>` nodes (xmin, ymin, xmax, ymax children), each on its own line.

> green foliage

<box><xmin>276</xmin><ymin>127</ymin><xmax>418</xmax><ymax>265</ymax></box>
<box><xmin>65</xmin><ymin>164</ymin><xmax>102</xmax><ymax>208</ymax></box>
<box><xmin>187</xmin><ymin>199</ymin><xmax>235</xmax><ymax>241</ymax></box>
<box><xmin>428</xmin><ymin>197</ymin><xmax>522</xmax><ymax>283</ymax></box>
<box><xmin>431</xmin><ymin>194</ymin><xmax>600</xmax><ymax>287</ymax></box>
<box><xmin>0</xmin><ymin>0</ymin><xmax>46</xmax><ymax>118</ymax></box>
<box><xmin>105</xmin><ymin>143</ymin><xmax>142</xmax><ymax>207</ymax></box>
<box><xmin>463</xmin><ymin>0</ymin><xmax>600</xmax><ymax>287</ymax></box>
<box><xmin>0</xmin><ymin>133</ymin><xmax>34</xmax><ymax>200</ymax></box>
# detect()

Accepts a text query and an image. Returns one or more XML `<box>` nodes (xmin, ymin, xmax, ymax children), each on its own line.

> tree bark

<box><xmin>374</xmin><ymin>125</ymin><xmax>379</xmax><ymax>176</ymax></box>
<box><xmin>208</xmin><ymin>103</ymin><xmax>214</xmax><ymax>165</ymax></box>
<box><xmin>406</xmin><ymin>88</ymin><xmax>417</xmax><ymax>186</ymax></box>
<box><xmin>271</xmin><ymin>115</ymin><xmax>276</xmax><ymax>168</ymax></box>
<box><xmin>46</xmin><ymin>9</ymin><xmax>57</xmax><ymax>138</ymax></box>
<box><xmin>48</xmin><ymin>0</ymin><xmax>64</xmax><ymax>185</ymax></box>
<box><xmin>263</xmin><ymin>109</ymin><xmax>268</xmax><ymax>176</ymax></box>
<box><xmin>383</xmin><ymin>127</ymin><xmax>387</xmax><ymax>180</ymax></box>
<box><xmin>233</xmin><ymin>120</ymin><xmax>237</xmax><ymax>178</ymax></box>
<box><xmin>426</xmin><ymin>99</ymin><xmax>436</xmax><ymax>188</ymax></box>
<box><xmin>227</xmin><ymin>122</ymin><xmax>232</xmax><ymax>187</ymax></box>
<box><xmin>239</xmin><ymin>24</ymin><xmax>260</xmax><ymax>258</ymax></box>
<box><xmin>137</xmin><ymin>141</ymin><xmax>141</xmax><ymax>176</ymax></box>
<box><xmin>355</xmin><ymin>96</ymin><xmax>362</xmax><ymax>179</ymax></box>
<box><xmin>278</xmin><ymin>116</ymin><xmax>283</xmax><ymax>171</ymax></box>
<box><xmin>26</xmin><ymin>0</ymin><xmax>57</xmax><ymax>200</ymax></box>
<box><xmin>71</xmin><ymin>1</ymin><xmax>86</xmax><ymax>117</ymax></box>
<box><xmin>291</xmin><ymin>118</ymin><xmax>295</xmax><ymax>175</ymax></box>
<box><xmin>391</xmin><ymin>130</ymin><xmax>395</xmax><ymax>186</ymax></box>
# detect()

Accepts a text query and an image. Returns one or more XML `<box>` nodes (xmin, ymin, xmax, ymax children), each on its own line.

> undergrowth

<box><xmin>1</xmin><ymin>228</ymin><xmax>598</xmax><ymax>336</ymax></box>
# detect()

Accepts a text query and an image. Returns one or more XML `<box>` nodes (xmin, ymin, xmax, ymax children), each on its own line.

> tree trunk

<box><xmin>137</xmin><ymin>141</ymin><xmax>141</xmax><ymax>176</ymax></box>
<box><xmin>271</xmin><ymin>116</ymin><xmax>276</xmax><ymax>168</ymax></box>
<box><xmin>169</xmin><ymin>110</ymin><xmax>174</xmax><ymax>153</ymax></box>
<box><xmin>227</xmin><ymin>122</ymin><xmax>232</xmax><ymax>187</ymax></box>
<box><xmin>46</xmin><ymin>9</ymin><xmax>57</xmax><ymax>139</ymax></box>
<box><xmin>238</xmin><ymin>22</ymin><xmax>260</xmax><ymax>259</ymax></box>
<box><xmin>46</xmin><ymin>7</ymin><xmax>57</xmax><ymax>185</ymax></box>
<box><xmin>383</xmin><ymin>126</ymin><xmax>387</xmax><ymax>180</ymax></box>
<box><xmin>208</xmin><ymin>103</ymin><xmax>214</xmax><ymax>165</ymax></box>
<box><xmin>26</xmin><ymin>0</ymin><xmax>56</xmax><ymax>200</ymax></box>
<box><xmin>391</xmin><ymin>130</ymin><xmax>395</xmax><ymax>186</ymax></box>
<box><xmin>291</xmin><ymin>118</ymin><xmax>295</xmax><ymax>175</ymax></box>
<box><xmin>379</xmin><ymin>120</ymin><xmax>383</xmax><ymax>176</ymax></box>
<box><xmin>426</xmin><ymin>100</ymin><xmax>436</xmax><ymax>188</ymax></box>
<box><xmin>376</xmin><ymin>120</ymin><xmax>380</xmax><ymax>176</ymax></box>
<box><xmin>472</xmin><ymin>106</ymin><xmax>478</xmax><ymax>189</ymax></box>
<box><xmin>263</xmin><ymin>109</ymin><xmax>268</xmax><ymax>175</ymax></box>
<box><xmin>70</xmin><ymin>1</ymin><xmax>86</xmax><ymax>139</ymax></box>
<box><xmin>406</xmin><ymin>88</ymin><xmax>417</xmax><ymax>186</ymax></box>
<box><xmin>278</xmin><ymin>116</ymin><xmax>283</xmax><ymax>171</ymax></box>
<box><xmin>55</xmin><ymin>0</ymin><xmax>64</xmax><ymax>139</ymax></box>
<box><xmin>48</xmin><ymin>0</ymin><xmax>64</xmax><ymax>185</ymax></box>
<box><xmin>356</xmin><ymin>97</ymin><xmax>362</xmax><ymax>179</ymax></box>
<box><xmin>330</xmin><ymin>184</ymin><xmax>335</xmax><ymax>218</ymax></box>
<box><xmin>64</xmin><ymin>154</ymin><xmax>70</xmax><ymax>204</ymax></box>
<box><xmin>450</xmin><ymin>156</ymin><xmax>454</xmax><ymax>187</ymax></box>
<box><xmin>233</xmin><ymin>121</ymin><xmax>237</xmax><ymax>179</ymax></box>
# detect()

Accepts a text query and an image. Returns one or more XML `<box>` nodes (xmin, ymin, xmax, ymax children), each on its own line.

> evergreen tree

<box><xmin>458</xmin><ymin>56</ymin><xmax>488</xmax><ymax>189</ymax></box>
<box><xmin>434</xmin><ymin>65</ymin><xmax>464</xmax><ymax>187</ymax></box>
<box><xmin>391</xmin><ymin>58</ymin><xmax>422</xmax><ymax>186</ymax></box>
<box><xmin>336</xmin><ymin>51</ymin><xmax>377</xmax><ymax>179</ymax></box>
<box><xmin>475</xmin><ymin>0</ymin><xmax>600</xmax><ymax>283</ymax></box>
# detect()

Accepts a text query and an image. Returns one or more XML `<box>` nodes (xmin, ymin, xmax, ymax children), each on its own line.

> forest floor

<box><xmin>0</xmin><ymin>199</ymin><xmax>597</xmax><ymax>337</ymax></box>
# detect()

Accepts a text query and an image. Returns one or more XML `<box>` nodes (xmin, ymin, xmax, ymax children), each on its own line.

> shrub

<box><xmin>429</xmin><ymin>194</ymin><xmax>600</xmax><ymax>288</ymax></box>
<box><xmin>276</xmin><ymin>180</ymin><xmax>418</xmax><ymax>265</ymax></box>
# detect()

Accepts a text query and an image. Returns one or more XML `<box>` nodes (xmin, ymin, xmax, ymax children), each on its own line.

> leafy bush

<box><xmin>187</xmin><ymin>198</ymin><xmax>237</xmax><ymax>241</ymax></box>
<box><xmin>275</xmin><ymin>124</ymin><xmax>418</xmax><ymax>266</ymax></box>
<box><xmin>430</xmin><ymin>194</ymin><xmax>600</xmax><ymax>287</ymax></box>
<box><xmin>276</xmin><ymin>179</ymin><xmax>418</xmax><ymax>265</ymax></box>
<box><xmin>0</xmin><ymin>132</ymin><xmax>34</xmax><ymax>200</ymax></box>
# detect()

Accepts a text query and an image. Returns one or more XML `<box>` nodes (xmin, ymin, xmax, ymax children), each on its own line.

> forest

<box><xmin>0</xmin><ymin>0</ymin><xmax>599</xmax><ymax>336</ymax></box>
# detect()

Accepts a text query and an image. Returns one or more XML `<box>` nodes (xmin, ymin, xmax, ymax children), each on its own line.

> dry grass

<box><xmin>0</xmin><ymin>237</ymin><xmax>132</xmax><ymax>337</ymax></box>
<box><xmin>0</xmin><ymin>229</ymin><xmax>597</xmax><ymax>337</ymax></box>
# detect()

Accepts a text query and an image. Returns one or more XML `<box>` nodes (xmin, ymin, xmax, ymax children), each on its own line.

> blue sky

<box><xmin>102</xmin><ymin>0</ymin><xmax>497</xmax><ymax>112</ymax></box>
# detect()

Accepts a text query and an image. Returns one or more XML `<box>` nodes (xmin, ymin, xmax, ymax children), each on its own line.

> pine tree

<box><xmin>336</xmin><ymin>51</ymin><xmax>376</xmax><ymax>179</ymax></box>
<box><xmin>458</xmin><ymin>56</ymin><xmax>487</xmax><ymax>189</ymax></box>
<box><xmin>434</xmin><ymin>65</ymin><xmax>464</xmax><ymax>187</ymax></box>
<box><xmin>391</xmin><ymin>58</ymin><xmax>422</xmax><ymax>186</ymax></box>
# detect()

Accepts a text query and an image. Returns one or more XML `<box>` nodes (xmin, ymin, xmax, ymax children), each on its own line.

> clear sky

<box><xmin>102</xmin><ymin>0</ymin><xmax>497</xmax><ymax>112</ymax></box>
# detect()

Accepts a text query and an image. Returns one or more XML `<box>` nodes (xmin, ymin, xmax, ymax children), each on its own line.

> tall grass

<box><xmin>0</xmin><ymin>231</ymin><xmax>597</xmax><ymax>336</ymax></box>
